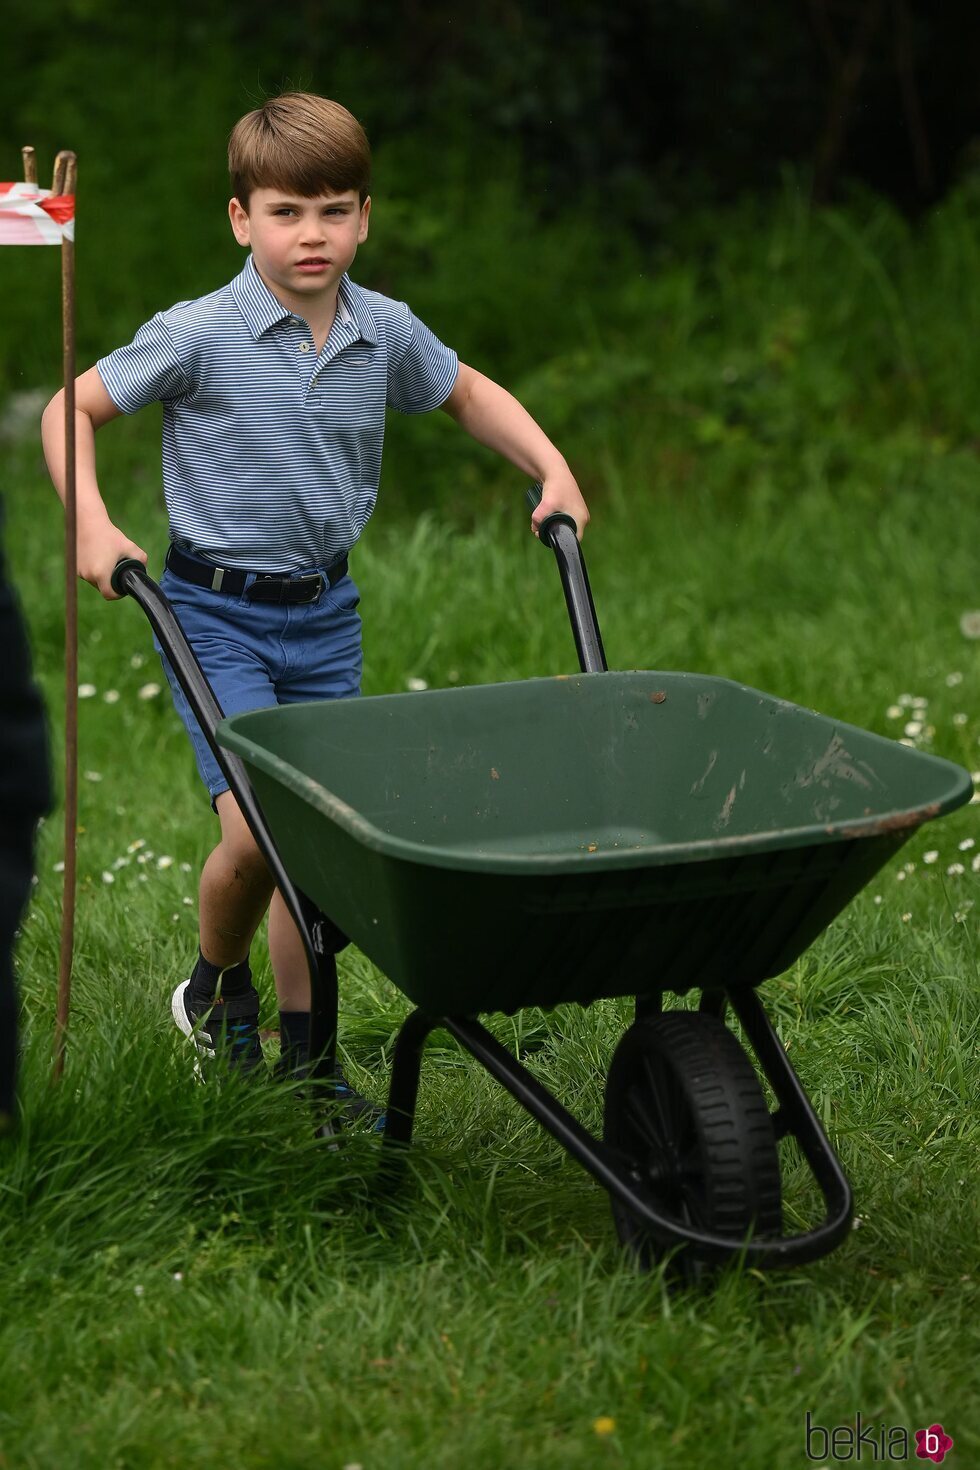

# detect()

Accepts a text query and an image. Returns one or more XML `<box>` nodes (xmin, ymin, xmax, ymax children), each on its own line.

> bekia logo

<box><xmin>914</xmin><ymin>1425</ymin><xmax>954</xmax><ymax>1464</ymax></box>
<box><xmin>805</xmin><ymin>1411</ymin><xmax>954</xmax><ymax>1462</ymax></box>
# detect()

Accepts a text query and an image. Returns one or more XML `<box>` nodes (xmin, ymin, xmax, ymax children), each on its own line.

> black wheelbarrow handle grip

<box><xmin>526</xmin><ymin>482</ymin><xmax>607</xmax><ymax>675</ymax></box>
<box><xmin>110</xmin><ymin>556</ymin><xmax>151</xmax><ymax>598</ymax></box>
<box><xmin>108</xmin><ymin>556</ymin><xmax>325</xmax><ymax>994</ymax></box>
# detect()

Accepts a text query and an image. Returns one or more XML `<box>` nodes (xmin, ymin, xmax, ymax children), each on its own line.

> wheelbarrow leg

<box><xmin>383</xmin><ymin>1009</ymin><xmax>438</xmax><ymax>1151</ymax></box>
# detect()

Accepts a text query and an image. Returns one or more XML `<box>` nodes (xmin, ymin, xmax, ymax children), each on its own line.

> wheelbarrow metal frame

<box><xmin>112</xmin><ymin>515</ymin><xmax>868</xmax><ymax>1270</ymax></box>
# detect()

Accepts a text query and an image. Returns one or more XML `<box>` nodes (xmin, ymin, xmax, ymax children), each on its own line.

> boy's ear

<box><xmin>358</xmin><ymin>195</ymin><xmax>371</xmax><ymax>243</ymax></box>
<box><xmin>228</xmin><ymin>197</ymin><xmax>250</xmax><ymax>247</ymax></box>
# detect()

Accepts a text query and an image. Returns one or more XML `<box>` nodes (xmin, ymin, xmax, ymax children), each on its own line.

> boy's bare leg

<box><xmin>172</xmin><ymin>791</ymin><xmax>270</xmax><ymax>1070</ymax></box>
<box><xmin>203</xmin><ymin>792</ymin><xmax>311</xmax><ymax>1010</ymax></box>
<box><xmin>267</xmin><ymin>889</ymin><xmax>311</xmax><ymax>1012</ymax></box>
<box><xmin>201</xmin><ymin>801</ymin><xmax>377</xmax><ymax>1110</ymax></box>
<box><xmin>200</xmin><ymin>792</ymin><xmax>275</xmax><ymax>966</ymax></box>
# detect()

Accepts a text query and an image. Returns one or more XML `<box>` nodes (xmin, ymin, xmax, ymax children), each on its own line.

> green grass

<box><xmin>1</xmin><ymin>183</ymin><xmax>979</xmax><ymax>1467</ymax></box>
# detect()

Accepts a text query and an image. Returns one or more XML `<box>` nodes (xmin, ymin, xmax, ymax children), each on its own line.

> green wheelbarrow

<box><xmin>113</xmin><ymin>490</ymin><xmax>972</xmax><ymax>1280</ymax></box>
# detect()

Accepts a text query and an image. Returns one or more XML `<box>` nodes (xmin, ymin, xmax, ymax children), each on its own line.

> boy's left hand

<box><xmin>531</xmin><ymin>469</ymin><xmax>591</xmax><ymax>543</ymax></box>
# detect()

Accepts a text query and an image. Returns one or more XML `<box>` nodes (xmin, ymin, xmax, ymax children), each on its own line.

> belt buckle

<box><xmin>245</xmin><ymin>571</ymin><xmax>324</xmax><ymax>604</ymax></box>
<box><xmin>296</xmin><ymin>574</ymin><xmax>323</xmax><ymax>605</ymax></box>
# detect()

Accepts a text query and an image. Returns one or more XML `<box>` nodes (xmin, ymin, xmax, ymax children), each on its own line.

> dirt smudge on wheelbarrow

<box><xmin>691</xmin><ymin>750</ymin><xmax>719</xmax><ymax>794</ymax></box>
<box><xmin>836</xmin><ymin>802</ymin><xmax>942</xmax><ymax>839</ymax></box>
<box><xmin>715</xmin><ymin>782</ymin><xmax>739</xmax><ymax>830</ymax></box>
<box><xmin>793</xmin><ymin>733</ymin><xmax>876</xmax><ymax>792</ymax></box>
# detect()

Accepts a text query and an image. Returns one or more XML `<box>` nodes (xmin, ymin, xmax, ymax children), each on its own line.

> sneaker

<box><xmin>171</xmin><ymin>979</ymin><xmax>263</xmax><ymax>1075</ymax></box>
<box><xmin>329</xmin><ymin>1066</ymin><xmax>387</xmax><ymax>1132</ymax></box>
<box><xmin>275</xmin><ymin>1051</ymin><xmax>386</xmax><ymax>1131</ymax></box>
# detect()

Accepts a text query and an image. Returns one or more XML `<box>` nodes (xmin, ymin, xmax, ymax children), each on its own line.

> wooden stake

<box><xmin>21</xmin><ymin>145</ymin><xmax>37</xmax><ymax>185</ymax></box>
<box><xmin>53</xmin><ymin>150</ymin><xmax>78</xmax><ymax>1079</ymax></box>
<box><xmin>52</xmin><ymin>150</ymin><xmax>71</xmax><ymax>196</ymax></box>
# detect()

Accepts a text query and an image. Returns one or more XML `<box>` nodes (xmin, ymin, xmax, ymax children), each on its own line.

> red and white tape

<box><xmin>0</xmin><ymin>182</ymin><xmax>75</xmax><ymax>245</ymax></box>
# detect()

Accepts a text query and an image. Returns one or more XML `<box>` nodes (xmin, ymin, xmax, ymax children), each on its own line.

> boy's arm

<box><xmin>41</xmin><ymin>366</ymin><xmax>148</xmax><ymax>601</ymax></box>
<box><xmin>440</xmin><ymin>363</ymin><xmax>590</xmax><ymax>540</ymax></box>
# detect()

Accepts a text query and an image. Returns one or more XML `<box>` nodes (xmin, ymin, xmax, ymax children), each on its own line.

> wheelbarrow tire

<box><xmin>603</xmin><ymin>1011</ymin><xmax>782</xmax><ymax>1284</ymax></box>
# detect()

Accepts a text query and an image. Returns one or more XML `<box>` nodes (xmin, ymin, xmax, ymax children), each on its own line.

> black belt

<box><xmin>165</xmin><ymin>545</ymin><xmax>348</xmax><ymax>605</ymax></box>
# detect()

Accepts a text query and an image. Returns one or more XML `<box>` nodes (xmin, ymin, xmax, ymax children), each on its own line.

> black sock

<box><xmin>189</xmin><ymin>952</ymin><xmax>251</xmax><ymax>1007</ymax></box>
<box><xmin>278</xmin><ymin>1010</ymin><xmax>310</xmax><ymax>1068</ymax></box>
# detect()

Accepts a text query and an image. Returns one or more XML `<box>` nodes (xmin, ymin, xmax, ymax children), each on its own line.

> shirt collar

<box><xmin>231</xmin><ymin>256</ymin><xmax>291</xmax><ymax>339</ymax></box>
<box><xmin>231</xmin><ymin>256</ymin><xmax>378</xmax><ymax>346</ymax></box>
<box><xmin>337</xmin><ymin>274</ymin><xmax>379</xmax><ymax>346</ymax></box>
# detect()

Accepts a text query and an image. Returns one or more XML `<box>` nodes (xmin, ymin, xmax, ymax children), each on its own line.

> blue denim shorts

<box><xmin>153</xmin><ymin>553</ymin><xmax>362</xmax><ymax>805</ymax></box>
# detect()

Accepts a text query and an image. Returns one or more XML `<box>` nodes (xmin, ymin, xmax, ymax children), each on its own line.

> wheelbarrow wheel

<box><xmin>603</xmin><ymin>1011</ymin><xmax>782</xmax><ymax>1283</ymax></box>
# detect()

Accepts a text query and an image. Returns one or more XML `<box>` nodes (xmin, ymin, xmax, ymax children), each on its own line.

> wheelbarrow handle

<box><xmin>112</xmin><ymin>558</ymin><xmax>231</xmax><ymax>752</ymax></box>
<box><xmin>109</xmin><ymin>557</ymin><xmax>337</xmax><ymax>1066</ymax></box>
<box><xmin>526</xmin><ymin>482</ymin><xmax>607</xmax><ymax>675</ymax></box>
<box><xmin>109</xmin><ymin>557</ymin><xmax>287</xmax><ymax>886</ymax></box>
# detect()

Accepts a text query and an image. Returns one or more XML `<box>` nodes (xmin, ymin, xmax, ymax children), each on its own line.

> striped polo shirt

<box><xmin>96</xmin><ymin>256</ymin><xmax>459</xmax><ymax>571</ymax></box>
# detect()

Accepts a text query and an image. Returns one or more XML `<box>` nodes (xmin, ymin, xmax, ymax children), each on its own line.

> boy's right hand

<box><xmin>78</xmin><ymin>519</ymin><xmax>148</xmax><ymax>601</ymax></box>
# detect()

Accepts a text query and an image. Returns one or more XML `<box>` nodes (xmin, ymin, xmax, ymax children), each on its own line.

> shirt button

<box><xmin>299</xmin><ymin>341</ymin><xmax>311</xmax><ymax>353</ymax></box>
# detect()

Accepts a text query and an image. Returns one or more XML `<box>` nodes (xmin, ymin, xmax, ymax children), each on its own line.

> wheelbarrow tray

<box><xmin>217</xmin><ymin>671</ymin><xmax>970</xmax><ymax>1015</ymax></box>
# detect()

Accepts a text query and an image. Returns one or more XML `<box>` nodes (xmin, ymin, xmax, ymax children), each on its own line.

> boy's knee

<box><xmin>214</xmin><ymin>793</ymin><xmax>267</xmax><ymax>875</ymax></box>
<box><xmin>222</xmin><ymin>832</ymin><xmax>266</xmax><ymax>881</ymax></box>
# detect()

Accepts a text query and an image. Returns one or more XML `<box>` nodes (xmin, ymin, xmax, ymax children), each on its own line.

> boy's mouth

<box><xmin>296</xmin><ymin>257</ymin><xmax>329</xmax><ymax>271</ymax></box>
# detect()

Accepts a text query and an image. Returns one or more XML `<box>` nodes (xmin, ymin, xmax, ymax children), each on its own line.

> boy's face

<box><xmin>228</xmin><ymin>187</ymin><xmax>371</xmax><ymax>314</ymax></box>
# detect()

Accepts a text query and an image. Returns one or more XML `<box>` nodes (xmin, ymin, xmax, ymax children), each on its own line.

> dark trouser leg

<box><xmin>0</xmin><ymin>520</ymin><xmax>53</xmax><ymax>1117</ymax></box>
<box><xmin>0</xmin><ymin>822</ymin><xmax>39</xmax><ymax>1118</ymax></box>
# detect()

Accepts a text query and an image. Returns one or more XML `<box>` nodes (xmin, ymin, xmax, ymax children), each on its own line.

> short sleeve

<box><xmin>96</xmin><ymin>311</ymin><xmax>189</xmax><ymax>414</ymax></box>
<box><xmin>386</xmin><ymin>304</ymin><xmax>459</xmax><ymax>414</ymax></box>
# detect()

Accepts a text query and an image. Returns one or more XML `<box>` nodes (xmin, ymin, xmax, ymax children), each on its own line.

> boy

<box><xmin>41</xmin><ymin>93</ymin><xmax>589</xmax><ymax>1089</ymax></box>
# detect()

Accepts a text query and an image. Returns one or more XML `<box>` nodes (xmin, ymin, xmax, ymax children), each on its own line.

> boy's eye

<box><xmin>272</xmin><ymin>206</ymin><xmax>347</xmax><ymax>217</ymax></box>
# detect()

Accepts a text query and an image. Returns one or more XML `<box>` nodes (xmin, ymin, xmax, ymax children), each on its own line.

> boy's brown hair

<box><xmin>228</xmin><ymin>93</ymin><xmax>371</xmax><ymax>209</ymax></box>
